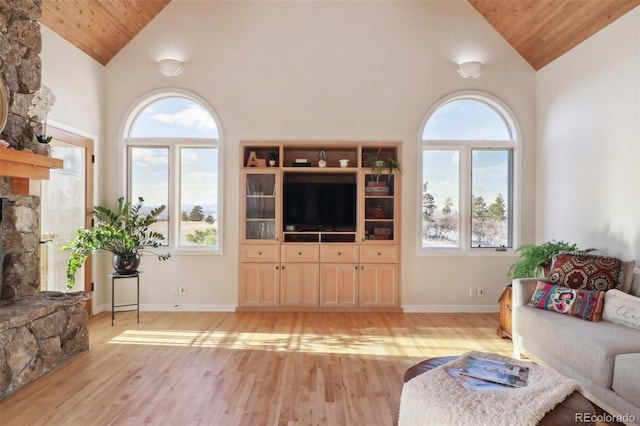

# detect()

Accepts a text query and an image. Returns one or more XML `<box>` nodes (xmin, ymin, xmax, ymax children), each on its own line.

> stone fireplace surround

<box><xmin>0</xmin><ymin>0</ymin><xmax>91</xmax><ymax>399</ymax></box>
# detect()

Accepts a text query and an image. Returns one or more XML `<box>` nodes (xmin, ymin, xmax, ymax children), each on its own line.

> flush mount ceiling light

<box><xmin>158</xmin><ymin>58</ymin><xmax>184</xmax><ymax>77</ymax></box>
<box><xmin>457</xmin><ymin>61</ymin><xmax>483</xmax><ymax>79</ymax></box>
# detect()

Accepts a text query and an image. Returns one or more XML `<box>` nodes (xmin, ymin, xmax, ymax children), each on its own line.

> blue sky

<box><xmin>130</xmin><ymin>97</ymin><xmax>218</xmax><ymax>139</ymax></box>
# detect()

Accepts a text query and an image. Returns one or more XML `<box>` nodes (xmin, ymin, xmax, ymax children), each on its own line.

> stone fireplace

<box><xmin>0</xmin><ymin>0</ymin><xmax>91</xmax><ymax>400</ymax></box>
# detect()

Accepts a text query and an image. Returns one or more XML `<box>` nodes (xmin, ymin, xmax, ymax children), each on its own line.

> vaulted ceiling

<box><xmin>40</xmin><ymin>0</ymin><xmax>639</xmax><ymax>70</ymax></box>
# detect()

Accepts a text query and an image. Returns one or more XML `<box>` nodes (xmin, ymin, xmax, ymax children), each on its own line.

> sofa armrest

<box><xmin>512</xmin><ymin>277</ymin><xmax>548</xmax><ymax>358</ymax></box>
<box><xmin>512</xmin><ymin>278</ymin><xmax>546</xmax><ymax>309</ymax></box>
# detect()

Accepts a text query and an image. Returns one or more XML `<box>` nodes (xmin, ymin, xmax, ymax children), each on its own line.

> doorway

<box><xmin>40</xmin><ymin>126</ymin><xmax>94</xmax><ymax>314</ymax></box>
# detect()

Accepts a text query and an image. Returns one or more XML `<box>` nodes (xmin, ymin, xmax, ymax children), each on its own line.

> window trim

<box><xmin>122</xmin><ymin>90</ymin><xmax>223</xmax><ymax>255</ymax></box>
<box><xmin>417</xmin><ymin>91</ymin><xmax>521</xmax><ymax>256</ymax></box>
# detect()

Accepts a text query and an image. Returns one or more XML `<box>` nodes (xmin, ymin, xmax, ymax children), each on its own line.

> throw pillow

<box><xmin>602</xmin><ymin>289</ymin><xmax>640</xmax><ymax>330</ymax></box>
<box><xmin>528</xmin><ymin>281</ymin><xmax>605</xmax><ymax>321</ymax></box>
<box><xmin>548</xmin><ymin>253</ymin><xmax>625</xmax><ymax>291</ymax></box>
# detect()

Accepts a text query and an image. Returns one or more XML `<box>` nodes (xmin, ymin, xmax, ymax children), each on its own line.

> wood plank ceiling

<box><xmin>468</xmin><ymin>0</ymin><xmax>640</xmax><ymax>70</ymax></box>
<box><xmin>40</xmin><ymin>0</ymin><xmax>639</xmax><ymax>70</ymax></box>
<box><xmin>40</xmin><ymin>0</ymin><xmax>171</xmax><ymax>66</ymax></box>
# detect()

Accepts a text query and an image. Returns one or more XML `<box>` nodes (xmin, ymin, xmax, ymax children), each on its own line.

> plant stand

<box><xmin>111</xmin><ymin>271</ymin><xmax>141</xmax><ymax>325</ymax></box>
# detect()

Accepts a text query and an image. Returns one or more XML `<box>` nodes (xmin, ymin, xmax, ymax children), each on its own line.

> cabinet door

<box><xmin>280</xmin><ymin>263</ymin><xmax>319</xmax><ymax>307</ymax></box>
<box><xmin>241</xmin><ymin>170</ymin><xmax>280</xmax><ymax>243</ymax></box>
<box><xmin>359</xmin><ymin>264</ymin><xmax>398</xmax><ymax>307</ymax></box>
<box><xmin>239</xmin><ymin>263</ymin><xmax>280</xmax><ymax>306</ymax></box>
<box><xmin>320</xmin><ymin>264</ymin><xmax>358</xmax><ymax>307</ymax></box>
<box><xmin>360</xmin><ymin>171</ymin><xmax>399</xmax><ymax>243</ymax></box>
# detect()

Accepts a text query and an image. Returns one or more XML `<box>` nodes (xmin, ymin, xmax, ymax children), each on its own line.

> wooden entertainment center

<box><xmin>238</xmin><ymin>142</ymin><xmax>401</xmax><ymax>311</ymax></box>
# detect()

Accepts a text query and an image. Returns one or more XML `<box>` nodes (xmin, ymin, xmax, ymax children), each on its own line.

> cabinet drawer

<box><xmin>360</xmin><ymin>245</ymin><xmax>399</xmax><ymax>263</ymax></box>
<box><xmin>240</xmin><ymin>245</ymin><xmax>280</xmax><ymax>262</ymax></box>
<box><xmin>320</xmin><ymin>244</ymin><xmax>358</xmax><ymax>263</ymax></box>
<box><xmin>281</xmin><ymin>244</ymin><xmax>320</xmax><ymax>262</ymax></box>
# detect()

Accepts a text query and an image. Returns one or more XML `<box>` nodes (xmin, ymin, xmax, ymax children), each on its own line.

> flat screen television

<box><xmin>283</xmin><ymin>181</ymin><xmax>356</xmax><ymax>230</ymax></box>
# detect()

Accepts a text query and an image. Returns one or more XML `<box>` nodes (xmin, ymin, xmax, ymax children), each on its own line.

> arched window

<box><xmin>125</xmin><ymin>94</ymin><xmax>221</xmax><ymax>252</ymax></box>
<box><xmin>421</xmin><ymin>93</ymin><xmax>517</xmax><ymax>251</ymax></box>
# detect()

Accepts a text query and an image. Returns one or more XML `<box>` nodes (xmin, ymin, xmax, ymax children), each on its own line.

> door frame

<box><xmin>46</xmin><ymin>125</ymin><xmax>94</xmax><ymax>314</ymax></box>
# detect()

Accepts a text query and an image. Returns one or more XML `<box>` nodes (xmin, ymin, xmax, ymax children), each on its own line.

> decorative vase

<box><xmin>112</xmin><ymin>253</ymin><xmax>141</xmax><ymax>275</ymax></box>
<box><xmin>269</xmin><ymin>159</ymin><xmax>276</xmax><ymax>167</ymax></box>
<box><xmin>318</xmin><ymin>160</ymin><xmax>326</xmax><ymax>168</ymax></box>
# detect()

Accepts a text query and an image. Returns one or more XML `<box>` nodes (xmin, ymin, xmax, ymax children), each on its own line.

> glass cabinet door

<box><xmin>361</xmin><ymin>173</ymin><xmax>397</xmax><ymax>242</ymax></box>
<box><xmin>243</xmin><ymin>171</ymin><xmax>279</xmax><ymax>241</ymax></box>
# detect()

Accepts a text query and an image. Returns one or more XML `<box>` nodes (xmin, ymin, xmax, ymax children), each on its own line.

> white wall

<box><xmin>40</xmin><ymin>26</ymin><xmax>105</xmax><ymax>314</ymax></box>
<box><xmin>536</xmin><ymin>7</ymin><xmax>640</xmax><ymax>261</ymax></box>
<box><xmin>44</xmin><ymin>1</ymin><xmax>537</xmax><ymax>313</ymax></box>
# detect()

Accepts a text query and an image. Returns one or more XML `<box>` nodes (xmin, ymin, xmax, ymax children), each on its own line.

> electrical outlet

<box><xmin>179</xmin><ymin>286</ymin><xmax>187</xmax><ymax>295</ymax></box>
<box><xmin>478</xmin><ymin>287</ymin><xmax>485</xmax><ymax>296</ymax></box>
<box><xmin>469</xmin><ymin>287</ymin><xmax>477</xmax><ymax>297</ymax></box>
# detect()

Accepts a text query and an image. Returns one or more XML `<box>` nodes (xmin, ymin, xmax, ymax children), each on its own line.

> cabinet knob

<box><xmin>378</xmin><ymin>252</ymin><xmax>381</xmax><ymax>256</ymax></box>
<box><xmin>282</xmin><ymin>265</ymin><xmax>285</xmax><ymax>269</ymax></box>
<box><xmin>298</xmin><ymin>252</ymin><xmax>302</xmax><ymax>256</ymax></box>
<box><xmin>338</xmin><ymin>252</ymin><xmax>341</xmax><ymax>256</ymax></box>
<box><xmin>276</xmin><ymin>266</ymin><xmax>279</xmax><ymax>270</ymax></box>
<box><xmin>354</xmin><ymin>266</ymin><xmax>358</xmax><ymax>270</ymax></box>
<box><xmin>258</xmin><ymin>252</ymin><xmax>262</xmax><ymax>255</ymax></box>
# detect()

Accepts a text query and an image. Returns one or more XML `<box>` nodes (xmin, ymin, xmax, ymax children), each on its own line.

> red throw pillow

<box><xmin>548</xmin><ymin>253</ymin><xmax>624</xmax><ymax>291</ymax></box>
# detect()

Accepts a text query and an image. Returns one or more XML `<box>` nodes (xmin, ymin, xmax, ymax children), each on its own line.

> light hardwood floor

<box><xmin>0</xmin><ymin>311</ymin><xmax>532</xmax><ymax>425</ymax></box>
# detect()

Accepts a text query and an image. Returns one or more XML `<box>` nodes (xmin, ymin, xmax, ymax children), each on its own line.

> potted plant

<box><xmin>508</xmin><ymin>240</ymin><xmax>595</xmax><ymax>278</ymax></box>
<box><xmin>317</xmin><ymin>150</ymin><xmax>327</xmax><ymax>167</ymax></box>
<box><xmin>268</xmin><ymin>150</ymin><xmax>278</xmax><ymax>167</ymax></box>
<box><xmin>62</xmin><ymin>196</ymin><xmax>171</xmax><ymax>288</ymax></box>
<box><xmin>363</xmin><ymin>148</ymin><xmax>402</xmax><ymax>195</ymax></box>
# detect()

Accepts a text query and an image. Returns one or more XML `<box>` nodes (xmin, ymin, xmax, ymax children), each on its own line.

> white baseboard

<box><xmin>95</xmin><ymin>304</ymin><xmax>498</xmax><ymax>314</ymax></box>
<box><xmin>95</xmin><ymin>303</ymin><xmax>237</xmax><ymax>314</ymax></box>
<box><xmin>402</xmin><ymin>304</ymin><xmax>500</xmax><ymax>313</ymax></box>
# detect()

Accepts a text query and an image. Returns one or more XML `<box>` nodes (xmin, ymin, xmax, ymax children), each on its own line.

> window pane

<box><xmin>130</xmin><ymin>97</ymin><xmax>218</xmax><ymax>139</ymax></box>
<box><xmin>180</xmin><ymin>148</ymin><xmax>218</xmax><ymax>247</ymax></box>
<box><xmin>422</xmin><ymin>150</ymin><xmax>460</xmax><ymax>248</ymax></box>
<box><xmin>130</xmin><ymin>147</ymin><xmax>169</xmax><ymax>244</ymax></box>
<box><xmin>471</xmin><ymin>149</ymin><xmax>511</xmax><ymax>248</ymax></box>
<box><xmin>423</xmin><ymin>99</ymin><xmax>510</xmax><ymax>140</ymax></box>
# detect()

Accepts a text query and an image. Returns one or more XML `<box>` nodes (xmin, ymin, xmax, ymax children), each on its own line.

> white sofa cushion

<box><xmin>613</xmin><ymin>353</ymin><xmax>640</xmax><ymax>407</ymax></box>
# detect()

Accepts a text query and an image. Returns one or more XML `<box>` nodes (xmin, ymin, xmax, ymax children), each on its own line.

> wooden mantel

<box><xmin>0</xmin><ymin>149</ymin><xmax>63</xmax><ymax>195</ymax></box>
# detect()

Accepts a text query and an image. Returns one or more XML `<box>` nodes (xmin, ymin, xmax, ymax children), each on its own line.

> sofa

<box><xmin>512</xmin><ymin>256</ymin><xmax>640</xmax><ymax>425</ymax></box>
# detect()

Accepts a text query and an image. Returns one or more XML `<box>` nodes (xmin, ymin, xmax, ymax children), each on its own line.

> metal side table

<box><xmin>111</xmin><ymin>271</ymin><xmax>141</xmax><ymax>325</ymax></box>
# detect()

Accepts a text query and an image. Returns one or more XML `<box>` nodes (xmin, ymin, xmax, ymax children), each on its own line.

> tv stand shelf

<box><xmin>239</xmin><ymin>141</ymin><xmax>401</xmax><ymax>312</ymax></box>
<box><xmin>283</xmin><ymin>232</ymin><xmax>357</xmax><ymax>243</ymax></box>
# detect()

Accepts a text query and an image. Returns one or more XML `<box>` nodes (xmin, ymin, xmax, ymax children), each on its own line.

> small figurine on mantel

<box><xmin>317</xmin><ymin>150</ymin><xmax>327</xmax><ymax>167</ymax></box>
<box><xmin>246</xmin><ymin>151</ymin><xmax>259</xmax><ymax>167</ymax></box>
<box><xmin>268</xmin><ymin>150</ymin><xmax>278</xmax><ymax>167</ymax></box>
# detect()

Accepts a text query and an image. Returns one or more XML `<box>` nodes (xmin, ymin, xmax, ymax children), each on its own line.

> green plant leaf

<box><xmin>62</xmin><ymin>196</ymin><xmax>170</xmax><ymax>288</ymax></box>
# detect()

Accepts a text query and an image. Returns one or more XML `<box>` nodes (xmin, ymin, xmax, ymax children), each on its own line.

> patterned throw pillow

<box><xmin>548</xmin><ymin>253</ymin><xmax>624</xmax><ymax>291</ymax></box>
<box><xmin>528</xmin><ymin>281</ymin><xmax>605</xmax><ymax>321</ymax></box>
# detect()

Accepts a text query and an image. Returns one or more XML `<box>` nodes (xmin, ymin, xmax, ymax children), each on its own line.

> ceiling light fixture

<box><xmin>158</xmin><ymin>58</ymin><xmax>184</xmax><ymax>77</ymax></box>
<box><xmin>457</xmin><ymin>61</ymin><xmax>483</xmax><ymax>79</ymax></box>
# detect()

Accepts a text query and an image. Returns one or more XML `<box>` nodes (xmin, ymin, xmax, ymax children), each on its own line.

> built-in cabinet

<box><xmin>238</xmin><ymin>142</ymin><xmax>401</xmax><ymax>311</ymax></box>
